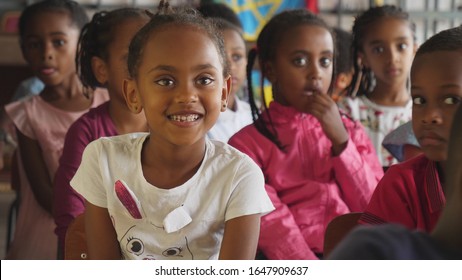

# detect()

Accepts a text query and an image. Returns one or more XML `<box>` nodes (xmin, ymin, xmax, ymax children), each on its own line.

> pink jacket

<box><xmin>228</xmin><ymin>102</ymin><xmax>383</xmax><ymax>259</ymax></box>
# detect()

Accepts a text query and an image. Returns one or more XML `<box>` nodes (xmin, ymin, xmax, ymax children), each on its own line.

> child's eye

<box><xmin>293</xmin><ymin>57</ymin><xmax>307</xmax><ymax>67</ymax></box>
<box><xmin>197</xmin><ymin>77</ymin><xmax>214</xmax><ymax>86</ymax></box>
<box><xmin>53</xmin><ymin>39</ymin><xmax>65</xmax><ymax>47</ymax></box>
<box><xmin>443</xmin><ymin>96</ymin><xmax>461</xmax><ymax>105</ymax></box>
<box><xmin>155</xmin><ymin>78</ymin><xmax>174</xmax><ymax>86</ymax></box>
<box><xmin>412</xmin><ymin>96</ymin><xmax>425</xmax><ymax>105</ymax></box>
<box><xmin>320</xmin><ymin>57</ymin><xmax>332</xmax><ymax>68</ymax></box>
<box><xmin>372</xmin><ymin>46</ymin><xmax>384</xmax><ymax>54</ymax></box>
<box><xmin>25</xmin><ymin>41</ymin><xmax>41</xmax><ymax>50</ymax></box>
<box><xmin>231</xmin><ymin>54</ymin><xmax>243</xmax><ymax>63</ymax></box>
<box><xmin>398</xmin><ymin>43</ymin><xmax>408</xmax><ymax>51</ymax></box>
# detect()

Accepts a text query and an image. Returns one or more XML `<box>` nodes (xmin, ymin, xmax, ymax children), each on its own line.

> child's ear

<box><xmin>335</xmin><ymin>72</ymin><xmax>354</xmax><ymax>91</ymax></box>
<box><xmin>91</xmin><ymin>57</ymin><xmax>108</xmax><ymax>85</ymax></box>
<box><xmin>220</xmin><ymin>75</ymin><xmax>231</xmax><ymax>112</ymax></box>
<box><xmin>264</xmin><ymin>62</ymin><xmax>276</xmax><ymax>83</ymax></box>
<box><xmin>123</xmin><ymin>78</ymin><xmax>142</xmax><ymax>114</ymax></box>
<box><xmin>357</xmin><ymin>51</ymin><xmax>369</xmax><ymax>68</ymax></box>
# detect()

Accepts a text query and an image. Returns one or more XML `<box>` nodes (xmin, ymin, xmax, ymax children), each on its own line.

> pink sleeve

<box><xmin>229</xmin><ymin>132</ymin><xmax>318</xmax><ymax>260</ymax></box>
<box><xmin>258</xmin><ymin>184</ymin><xmax>318</xmax><ymax>260</ymax></box>
<box><xmin>5</xmin><ymin>99</ymin><xmax>35</xmax><ymax>139</ymax></box>
<box><xmin>331</xmin><ymin>119</ymin><xmax>384</xmax><ymax>211</ymax></box>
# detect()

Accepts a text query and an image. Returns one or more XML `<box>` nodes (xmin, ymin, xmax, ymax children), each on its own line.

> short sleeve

<box><xmin>224</xmin><ymin>156</ymin><xmax>274</xmax><ymax>221</ymax></box>
<box><xmin>70</xmin><ymin>139</ymin><xmax>108</xmax><ymax>208</ymax></box>
<box><xmin>5</xmin><ymin>99</ymin><xmax>35</xmax><ymax>139</ymax></box>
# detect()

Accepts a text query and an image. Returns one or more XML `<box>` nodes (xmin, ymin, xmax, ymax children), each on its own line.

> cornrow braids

<box><xmin>127</xmin><ymin>1</ymin><xmax>229</xmax><ymax>80</ymax></box>
<box><xmin>348</xmin><ymin>4</ymin><xmax>416</xmax><ymax>97</ymax></box>
<box><xmin>76</xmin><ymin>8</ymin><xmax>148</xmax><ymax>90</ymax></box>
<box><xmin>19</xmin><ymin>0</ymin><xmax>89</xmax><ymax>48</ymax></box>
<box><xmin>248</xmin><ymin>9</ymin><xmax>334</xmax><ymax>151</ymax></box>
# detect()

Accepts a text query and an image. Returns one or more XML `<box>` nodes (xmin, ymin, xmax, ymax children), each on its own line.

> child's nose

<box><xmin>41</xmin><ymin>42</ymin><xmax>53</xmax><ymax>61</ymax></box>
<box><xmin>306</xmin><ymin>64</ymin><xmax>322</xmax><ymax>81</ymax></box>
<box><xmin>175</xmin><ymin>82</ymin><xmax>198</xmax><ymax>103</ymax></box>
<box><xmin>422</xmin><ymin>106</ymin><xmax>443</xmax><ymax>124</ymax></box>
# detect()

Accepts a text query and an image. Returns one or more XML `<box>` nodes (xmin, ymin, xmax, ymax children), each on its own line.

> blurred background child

<box><xmin>331</xmin><ymin>27</ymin><xmax>354</xmax><ymax>103</ymax></box>
<box><xmin>4</xmin><ymin>0</ymin><xmax>108</xmax><ymax>259</ymax></box>
<box><xmin>52</xmin><ymin>7</ymin><xmax>149</xmax><ymax>259</ymax></box>
<box><xmin>340</xmin><ymin>5</ymin><xmax>417</xmax><ymax>168</ymax></box>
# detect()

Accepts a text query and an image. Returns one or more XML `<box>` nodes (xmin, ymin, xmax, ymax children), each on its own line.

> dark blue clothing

<box><xmin>329</xmin><ymin>224</ymin><xmax>462</xmax><ymax>260</ymax></box>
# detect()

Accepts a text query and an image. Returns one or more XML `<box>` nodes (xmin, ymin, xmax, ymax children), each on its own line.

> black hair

<box><xmin>247</xmin><ymin>9</ymin><xmax>334</xmax><ymax>150</ymax></box>
<box><xmin>127</xmin><ymin>0</ymin><xmax>229</xmax><ymax>79</ymax></box>
<box><xmin>348</xmin><ymin>4</ymin><xmax>416</xmax><ymax>97</ymax></box>
<box><xmin>18</xmin><ymin>0</ymin><xmax>89</xmax><ymax>48</ymax></box>
<box><xmin>332</xmin><ymin>27</ymin><xmax>353</xmax><ymax>76</ymax></box>
<box><xmin>415</xmin><ymin>26</ymin><xmax>462</xmax><ymax>57</ymax></box>
<box><xmin>76</xmin><ymin>8</ymin><xmax>148</xmax><ymax>90</ymax></box>
<box><xmin>197</xmin><ymin>2</ymin><xmax>242</xmax><ymax>29</ymax></box>
<box><xmin>211</xmin><ymin>17</ymin><xmax>243</xmax><ymax>36</ymax></box>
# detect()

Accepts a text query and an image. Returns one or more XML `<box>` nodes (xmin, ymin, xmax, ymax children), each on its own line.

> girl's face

<box><xmin>21</xmin><ymin>11</ymin><xmax>80</xmax><ymax>86</ymax></box>
<box><xmin>125</xmin><ymin>25</ymin><xmax>230</xmax><ymax>147</ymax></box>
<box><xmin>359</xmin><ymin>17</ymin><xmax>416</xmax><ymax>87</ymax></box>
<box><xmin>266</xmin><ymin>24</ymin><xmax>333</xmax><ymax>110</ymax></box>
<box><xmin>222</xmin><ymin>28</ymin><xmax>247</xmax><ymax>97</ymax></box>
<box><xmin>411</xmin><ymin>51</ymin><xmax>462</xmax><ymax>162</ymax></box>
<box><xmin>101</xmin><ymin>17</ymin><xmax>148</xmax><ymax>103</ymax></box>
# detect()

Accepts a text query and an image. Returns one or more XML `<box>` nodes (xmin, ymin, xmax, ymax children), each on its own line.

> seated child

<box><xmin>359</xmin><ymin>26</ymin><xmax>462</xmax><ymax>233</ymax></box>
<box><xmin>70</xmin><ymin>1</ymin><xmax>274</xmax><ymax>260</ymax></box>
<box><xmin>330</xmin><ymin>90</ymin><xmax>462</xmax><ymax>260</ymax></box>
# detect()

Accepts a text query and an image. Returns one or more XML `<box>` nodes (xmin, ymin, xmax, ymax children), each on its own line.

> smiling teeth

<box><xmin>169</xmin><ymin>114</ymin><xmax>199</xmax><ymax>122</ymax></box>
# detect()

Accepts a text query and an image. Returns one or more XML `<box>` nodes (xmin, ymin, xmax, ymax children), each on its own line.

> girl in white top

<box><xmin>340</xmin><ymin>5</ymin><xmax>417</xmax><ymax>167</ymax></box>
<box><xmin>71</xmin><ymin>1</ymin><xmax>273</xmax><ymax>260</ymax></box>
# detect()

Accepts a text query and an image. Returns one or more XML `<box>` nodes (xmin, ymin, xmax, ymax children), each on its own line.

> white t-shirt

<box><xmin>71</xmin><ymin>133</ymin><xmax>274</xmax><ymax>260</ymax></box>
<box><xmin>207</xmin><ymin>97</ymin><xmax>253</xmax><ymax>143</ymax></box>
<box><xmin>340</xmin><ymin>96</ymin><xmax>412</xmax><ymax>167</ymax></box>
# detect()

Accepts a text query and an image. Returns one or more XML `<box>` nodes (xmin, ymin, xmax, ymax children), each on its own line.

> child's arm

<box><xmin>16</xmin><ymin>128</ymin><xmax>53</xmax><ymax>213</ymax></box>
<box><xmin>84</xmin><ymin>201</ymin><xmax>121</xmax><ymax>260</ymax></box>
<box><xmin>219</xmin><ymin>214</ymin><xmax>261</xmax><ymax>260</ymax></box>
<box><xmin>53</xmin><ymin>122</ymin><xmax>90</xmax><ymax>252</ymax></box>
<box><xmin>330</xmin><ymin>121</ymin><xmax>384</xmax><ymax>211</ymax></box>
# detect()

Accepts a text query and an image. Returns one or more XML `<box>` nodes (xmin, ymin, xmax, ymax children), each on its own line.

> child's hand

<box><xmin>305</xmin><ymin>93</ymin><xmax>349</xmax><ymax>156</ymax></box>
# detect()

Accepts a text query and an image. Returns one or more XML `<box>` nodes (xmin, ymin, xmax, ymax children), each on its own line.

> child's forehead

<box><xmin>411</xmin><ymin>51</ymin><xmax>462</xmax><ymax>90</ymax></box>
<box><xmin>26</xmin><ymin>10</ymin><xmax>76</xmax><ymax>31</ymax></box>
<box><xmin>141</xmin><ymin>25</ymin><xmax>222</xmax><ymax>65</ymax></box>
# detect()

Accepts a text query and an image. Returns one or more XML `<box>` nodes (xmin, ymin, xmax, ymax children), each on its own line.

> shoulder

<box><xmin>386</xmin><ymin>154</ymin><xmax>429</xmax><ymax>177</ymax></box>
<box><xmin>207</xmin><ymin>140</ymin><xmax>262</xmax><ymax>171</ymax></box>
<box><xmin>86</xmin><ymin>133</ymin><xmax>148</xmax><ymax>154</ymax></box>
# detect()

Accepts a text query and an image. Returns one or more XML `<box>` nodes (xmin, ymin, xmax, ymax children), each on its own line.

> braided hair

<box><xmin>76</xmin><ymin>8</ymin><xmax>148</xmax><ymax>90</ymax></box>
<box><xmin>127</xmin><ymin>0</ymin><xmax>229</xmax><ymax>80</ymax></box>
<box><xmin>348</xmin><ymin>5</ymin><xmax>416</xmax><ymax>97</ymax></box>
<box><xmin>247</xmin><ymin>9</ymin><xmax>334</xmax><ymax>150</ymax></box>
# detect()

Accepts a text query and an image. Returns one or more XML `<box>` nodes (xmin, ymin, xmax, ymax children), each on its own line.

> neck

<box><xmin>367</xmin><ymin>79</ymin><xmax>409</xmax><ymax>106</ymax></box>
<box><xmin>142</xmin><ymin>137</ymin><xmax>206</xmax><ymax>189</ymax></box>
<box><xmin>41</xmin><ymin>74</ymin><xmax>83</xmax><ymax>101</ymax></box>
